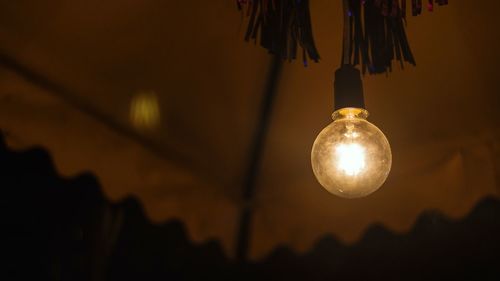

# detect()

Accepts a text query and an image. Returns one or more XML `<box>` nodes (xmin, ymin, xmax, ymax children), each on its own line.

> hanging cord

<box><xmin>341</xmin><ymin>0</ymin><xmax>351</xmax><ymax>66</ymax></box>
<box><xmin>335</xmin><ymin>0</ymin><xmax>365</xmax><ymax>111</ymax></box>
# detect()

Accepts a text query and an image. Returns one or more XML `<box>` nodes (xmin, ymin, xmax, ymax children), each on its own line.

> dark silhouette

<box><xmin>1</xmin><ymin>132</ymin><xmax>499</xmax><ymax>281</ymax></box>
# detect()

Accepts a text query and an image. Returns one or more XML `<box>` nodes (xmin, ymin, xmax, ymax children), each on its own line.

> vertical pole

<box><xmin>235</xmin><ymin>55</ymin><xmax>283</xmax><ymax>262</ymax></box>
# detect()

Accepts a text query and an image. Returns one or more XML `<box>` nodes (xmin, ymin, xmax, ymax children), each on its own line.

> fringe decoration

<box><xmin>237</xmin><ymin>0</ymin><xmax>320</xmax><ymax>66</ymax></box>
<box><xmin>347</xmin><ymin>0</ymin><xmax>448</xmax><ymax>74</ymax></box>
<box><xmin>236</xmin><ymin>0</ymin><xmax>448</xmax><ymax>71</ymax></box>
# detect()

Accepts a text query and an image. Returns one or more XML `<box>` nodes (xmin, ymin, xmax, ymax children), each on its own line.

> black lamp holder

<box><xmin>333</xmin><ymin>65</ymin><xmax>365</xmax><ymax>111</ymax></box>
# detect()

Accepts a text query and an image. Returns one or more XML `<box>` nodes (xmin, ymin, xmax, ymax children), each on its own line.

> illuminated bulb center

<box><xmin>311</xmin><ymin>108</ymin><xmax>392</xmax><ymax>198</ymax></box>
<box><xmin>335</xmin><ymin>143</ymin><xmax>366</xmax><ymax>176</ymax></box>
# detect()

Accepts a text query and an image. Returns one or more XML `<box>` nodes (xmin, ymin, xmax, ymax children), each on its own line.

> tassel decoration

<box><xmin>237</xmin><ymin>0</ymin><xmax>320</xmax><ymax>65</ymax></box>
<box><xmin>351</xmin><ymin>0</ymin><xmax>417</xmax><ymax>74</ymax></box>
<box><xmin>347</xmin><ymin>0</ymin><xmax>448</xmax><ymax>74</ymax></box>
<box><xmin>236</xmin><ymin>0</ymin><xmax>447</xmax><ymax>73</ymax></box>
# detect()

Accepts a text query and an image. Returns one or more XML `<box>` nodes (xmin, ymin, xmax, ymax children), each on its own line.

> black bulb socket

<box><xmin>333</xmin><ymin>65</ymin><xmax>365</xmax><ymax>111</ymax></box>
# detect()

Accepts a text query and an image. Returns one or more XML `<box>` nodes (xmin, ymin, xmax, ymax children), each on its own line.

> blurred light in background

<box><xmin>130</xmin><ymin>91</ymin><xmax>161</xmax><ymax>131</ymax></box>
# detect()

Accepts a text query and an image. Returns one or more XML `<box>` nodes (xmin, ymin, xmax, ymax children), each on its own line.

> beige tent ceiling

<box><xmin>0</xmin><ymin>0</ymin><xmax>499</xmax><ymax>259</ymax></box>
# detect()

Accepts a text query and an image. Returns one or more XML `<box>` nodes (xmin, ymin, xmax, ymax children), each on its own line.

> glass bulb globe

<box><xmin>311</xmin><ymin>108</ymin><xmax>392</xmax><ymax>198</ymax></box>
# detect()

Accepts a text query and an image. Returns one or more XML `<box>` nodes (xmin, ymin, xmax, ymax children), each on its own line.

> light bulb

<box><xmin>311</xmin><ymin>108</ymin><xmax>391</xmax><ymax>198</ymax></box>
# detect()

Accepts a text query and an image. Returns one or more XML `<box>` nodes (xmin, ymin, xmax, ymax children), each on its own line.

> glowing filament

<box><xmin>335</xmin><ymin>143</ymin><xmax>366</xmax><ymax>176</ymax></box>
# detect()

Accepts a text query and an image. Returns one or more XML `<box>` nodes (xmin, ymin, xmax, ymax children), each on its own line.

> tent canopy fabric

<box><xmin>0</xmin><ymin>0</ymin><xmax>498</xmax><ymax>259</ymax></box>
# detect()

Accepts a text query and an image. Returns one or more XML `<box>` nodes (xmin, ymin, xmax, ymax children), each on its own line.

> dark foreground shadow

<box><xmin>1</xmin><ymin>133</ymin><xmax>499</xmax><ymax>281</ymax></box>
